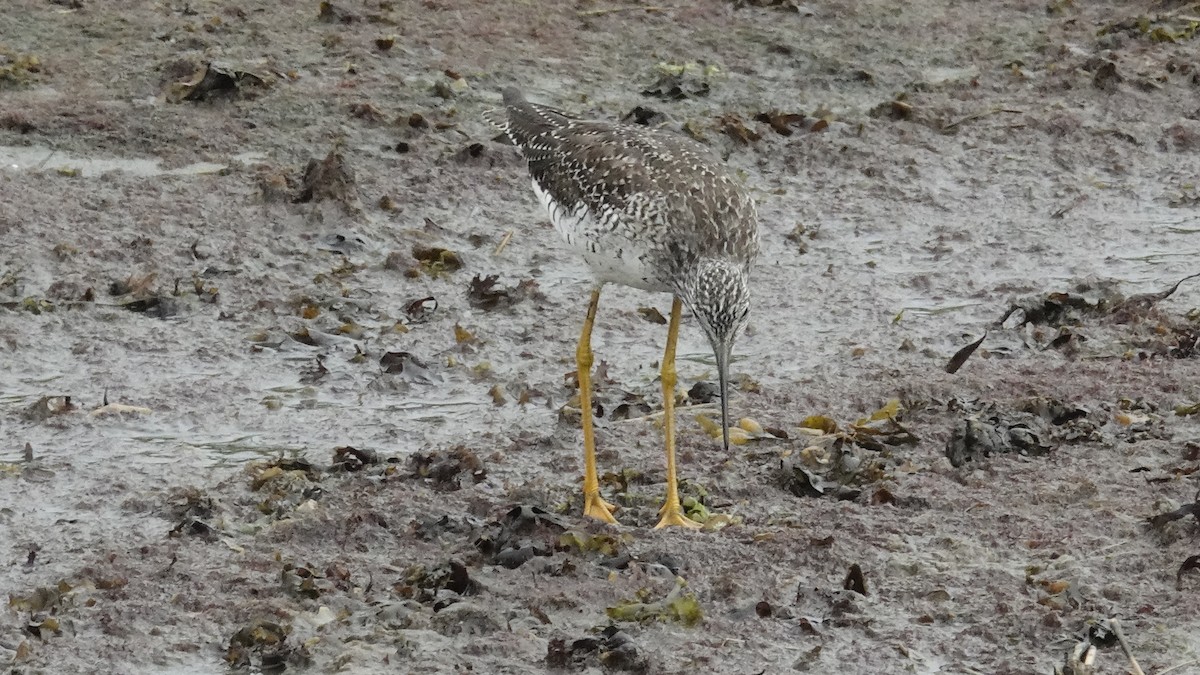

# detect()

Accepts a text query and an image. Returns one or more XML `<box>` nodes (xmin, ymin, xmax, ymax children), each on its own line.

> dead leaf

<box><xmin>412</xmin><ymin>246</ymin><xmax>463</xmax><ymax>276</ymax></box>
<box><xmin>317</xmin><ymin>1</ymin><xmax>358</xmax><ymax>23</ymax></box>
<box><xmin>468</xmin><ymin>274</ymin><xmax>533</xmax><ymax>311</ymax></box>
<box><xmin>22</xmin><ymin>396</ymin><xmax>74</xmax><ymax>421</ymax></box>
<box><xmin>718</xmin><ymin>114</ymin><xmax>761</xmax><ymax>143</ymax></box>
<box><xmin>332</xmin><ymin>446</ymin><xmax>378</xmax><ymax>471</ymax></box>
<box><xmin>294</xmin><ymin>149</ymin><xmax>356</xmax><ymax>206</ymax></box>
<box><xmin>637</xmin><ymin>306</ymin><xmax>667</xmax><ymax>324</ymax></box>
<box><xmin>454</xmin><ymin>323</ymin><xmax>476</xmax><ymax>344</ymax></box>
<box><xmin>404</xmin><ymin>296</ymin><xmax>438</xmax><ymax>323</ymax></box>
<box><xmin>642</xmin><ymin>71</ymin><xmax>710</xmax><ymax>100</ymax></box>
<box><xmin>754</xmin><ymin>111</ymin><xmax>807</xmax><ymax>136</ymax></box>
<box><xmin>349</xmin><ymin>101</ymin><xmax>384</xmax><ymax>121</ymax></box>
<box><xmin>945</xmin><ymin>332</ymin><xmax>986</xmax><ymax>374</ymax></box>
<box><xmin>799</xmin><ymin>415</ymin><xmax>837</xmax><ymax>434</ymax></box>
<box><xmin>1177</xmin><ymin>554</ymin><xmax>1200</xmax><ymax>590</ymax></box>
<box><xmin>166</xmin><ymin>62</ymin><xmax>269</xmax><ymax>103</ymax></box>
<box><xmin>843</xmin><ymin>563</ymin><xmax>867</xmax><ymax>595</ymax></box>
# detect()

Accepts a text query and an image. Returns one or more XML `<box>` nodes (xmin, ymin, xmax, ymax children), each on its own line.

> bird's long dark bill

<box><xmin>716</xmin><ymin>345</ymin><xmax>732</xmax><ymax>452</ymax></box>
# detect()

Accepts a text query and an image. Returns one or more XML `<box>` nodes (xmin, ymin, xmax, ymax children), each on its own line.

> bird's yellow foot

<box><xmin>584</xmin><ymin>490</ymin><xmax>620</xmax><ymax>524</ymax></box>
<box><xmin>654</xmin><ymin>503</ymin><xmax>703</xmax><ymax>530</ymax></box>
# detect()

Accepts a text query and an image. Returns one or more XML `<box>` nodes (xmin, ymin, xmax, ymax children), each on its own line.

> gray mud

<box><xmin>3</xmin><ymin>1</ymin><xmax>1200</xmax><ymax>673</ymax></box>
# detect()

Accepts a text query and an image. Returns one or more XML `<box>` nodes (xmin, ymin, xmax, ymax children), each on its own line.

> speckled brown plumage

<box><xmin>487</xmin><ymin>88</ymin><xmax>758</xmax><ymax>295</ymax></box>
<box><xmin>488</xmin><ymin>88</ymin><xmax>759</xmax><ymax>525</ymax></box>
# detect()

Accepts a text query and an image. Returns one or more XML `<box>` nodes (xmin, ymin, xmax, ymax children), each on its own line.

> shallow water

<box><xmin>0</xmin><ymin>144</ymin><xmax>264</xmax><ymax>177</ymax></box>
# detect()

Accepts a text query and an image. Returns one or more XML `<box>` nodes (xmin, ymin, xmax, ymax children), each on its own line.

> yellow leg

<box><xmin>578</xmin><ymin>287</ymin><xmax>618</xmax><ymax>524</ymax></box>
<box><xmin>655</xmin><ymin>296</ymin><xmax>702</xmax><ymax>530</ymax></box>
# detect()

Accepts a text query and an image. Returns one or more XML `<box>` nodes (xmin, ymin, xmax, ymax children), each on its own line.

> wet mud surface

<box><xmin>3</xmin><ymin>1</ymin><xmax>1200</xmax><ymax>673</ymax></box>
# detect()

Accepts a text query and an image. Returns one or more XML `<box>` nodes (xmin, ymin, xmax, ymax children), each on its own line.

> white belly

<box><xmin>532</xmin><ymin>180</ymin><xmax>668</xmax><ymax>292</ymax></box>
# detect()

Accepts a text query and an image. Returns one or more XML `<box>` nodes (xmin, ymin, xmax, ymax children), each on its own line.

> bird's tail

<box><xmin>482</xmin><ymin>88</ymin><xmax>573</xmax><ymax>150</ymax></box>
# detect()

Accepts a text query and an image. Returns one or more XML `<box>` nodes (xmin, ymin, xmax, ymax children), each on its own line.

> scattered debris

<box><xmin>781</xmin><ymin>460</ymin><xmax>859</xmax><ymax>500</ymax></box>
<box><xmin>165</xmin><ymin>487</ymin><xmax>218</xmax><ymax>541</ymax></box>
<box><xmin>998</xmin><ymin>274</ymin><xmax>1200</xmax><ymax>329</ymax></box>
<box><xmin>941</xmin><ymin>107</ymin><xmax>1023</xmax><ymax>132</ymax></box>
<box><xmin>109</xmin><ymin>272</ymin><xmax>178</xmax><ymax>319</ymax></box>
<box><xmin>280</xmin><ymin>560</ymin><xmax>353</xmax><ymax>599</ymax></box>
<box><xmin>474</xmin><ymin>505</ymin><xmax>567</xmax><ymax>569</ymax></box>
<box><xmin>558</xmin><ymin>531</ymin><xmax>627</xmax><ymax>557</ymax></box>
<box><xmin>412</xmin><ymin>245</ymin><xmax>463</xmax><ymax>277</ymax></box>
<box><xmin>1116</xmin><ymin>272</ymin><xmax>1200</xmax><ymax>317</ymax></box>
<box><xmin>636</xmin><ymin>306</ymin><xmax>667</xmax><ymax>324</ymax></box>
<box><xmin>945</xmin><ymin>397</ymin><xmax>1096</xmax><ymax>467</ymax></box>
<box><xmin>998</xmin><ymin>288</ymin><xmax>1109</xmax><ymax>328</ymax></box>
<box><xmin>1106</xmin><ymin>618</ymin><xmax>1147</xmax><ymax>675</ymax></box>
<box><xmin>842</xmin><ymin>564</ymin><xmax>867</xmax><ymax>596</ymax></box>
<box><xmin>997</xmin><ymin>274</ymin><xmax>1200</xmax><ymax>358</ymax></box>
<box><xmin>249</xmin><ymin>457</ymin><xmax>322</xmax><ymax>519</ymax></box>
<box><xmin>317</xmin><ymin>1</ymin><xmax>358</xmax><ymax>23</ymax></box>
<box><xmin>404</xmin><ymin>296</ymin><xmax>438</xmax><ymax>323</ymax></box>
<box><xmin>609</xmin><ymin>391</ymin><xmax>654</xmax><ymax>421</ymax></box>
<box><xmin>379</xmin><ymin>350</ymin><xmax>434</xmax><ymax>382</ymax></box>
<box><xmin>944</xmin><ymin>332</ymin><xmax>986</xmax><ymax>374</ymax></box>
<box><xmin>579</xmin><ymin>4</ymin><xmax>667</xmax><ymax>18</ymax></box>
<box><xmin>166</xmin><ymin>62</ymin><xmax>269</xmax><ymax>103</ymax></box>
<box><xmin>433</xmin><ymin>73</ymin><xmax>469</xmax><ymax>99</ymax></box>
<box><xmin>492</xmin><ymin>229</ymin><xmax>514</xmax><ymax>255</ymax></box>
<box><xmin>409</xmin><ymin>446</ymin><xmax>486</xmax><ymax>490</ymax></box>
<box><xmin>606</xmin><ymin>577</ymin><xmax>703</xmax><ymax>627</ymax></box>
<box><xmin>754</xmin><ymin>110</ymin><xmax>807</xmax><ymax>135</ymax></box>
<box><xmin>294</xmin><ymin>149</ymin><xmax>357</xmax><ymax>207</ymax></box>
<box><xmin>622</xmin><ymin>106</ymin><xmax>666</xmax><ymax>126</ymax></box>
<box><xmin>641</xmin><ymin>62</ymin><xmax>714</xmax><ymax>100</ymax></box>
<box><xmin>0</xmin><ymin>110</ymin><xmax>35</xmax><ymax>133</ymax></box>
<box><xmin>256</xmin><ymin>165</ymin><xmax>296</xmax><ymax>202</ymax></box>
<box><xmin>1053</xmin><ymin>641</ymin><xmax>1096</xmax><ymax>675</ymax></box>
<box><xmin>89</xmin><ymin>402</ymin><xmax>152</xmax><ymax>417</ymax></box>
<box><xmin>546</xmin><ymin>626</ymin><xmax>648</xmax><ymax>671</ymax></box>
<box><xmin>394</xmin><ymin>560</ymin><xmax>479</xmax><ymax>603</ymax></box>
<box><xmin>1051</xmin><ymin>195</ymin><xmax>1088</xmax><ymax>219</ymax></box>
<box><xmin>348</xmin><ymin>101</ymin><xmax>385</xmax><ymax>121</ymax></box>
<box><xmin>687</xmin><ymin>381</ymin><xmax>719</xmax><ymax>404</ymax></box>
<box><xmin>732</xmin><ymin>0</ymin><xmax>816</xmax><ymax>13</ymax></box>
<box><xmin>8</xmin><ymin>580</ymin><xmax>70</xmax><ymax>613</ymax></box>
<box><xmin>781</xmin><ymin>400</ymin><xmax>917</xmax><ymax>499</ymax></box>
<box><xmin>869</xmin><ymin>95</ymin><xmax>914</xmax><ymax>121</ymax></box>
<box><xmin>452</xmin><ymin>142</ymin><xmax>486</xmax><ymax>162</ymax></box>
<box><xmin>453</xmin><ymin>323</ymin><xmax>477</xmax><ymax>346</ymax></box>
<box><xmin>1148</xmin><ymin>490</ymin><xmax>1198</xmax><ymax>528</ymax></box>
<box><xmin>717</xmin><ymin>113</ymin><xmax>761</xmax><ymax>143</ymax></box>
<box><xmin>785</xmin><ymin>223</ymin><xmax>819</xmax><ymax>256</ymax></box>
<box><xmin>696</xmin><ymin>414</ymin><xmax>770</xmax><ymax>446</ymax></box>
<box><xmin>331</xmin><ymin>445</ymin><xmax>378</xmax><ymax>471</ymax></box>
<box><xmin>0</xmin><ymin>50</ymin><xmax>42</xmax><ymax>88</ymax></box>
<box><xmin>467</xmin><ymin>274</ymin><xmax>538</xmax><ymax>311</ymax></box>
<box><xmin>22</xmin><ymin>396</ymin><xmax>74</xmax><ymax>422</ymax></box>
<box><xmin>1178</xmin><ymin>555</ymin><xmax>1200</xmax><ymax>590</ymax></box>
<box><xmin>1098</xmin><ymin>12</ymin><xmax>1200</xmax><ymax>45</ymax></box>
<box><xmin>226</xmin><ymin>619</ymin><xmax>307</xmax><ymax>672</ymax></box>
<box><xmin>1091</xmin><ymin>60</ymin><xmax>1122</xmax><ymax>91</ymax></box>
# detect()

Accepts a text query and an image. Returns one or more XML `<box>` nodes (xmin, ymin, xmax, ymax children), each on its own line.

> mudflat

<box><xmin>3</xmin><ymin>1</ymin><xmax>1200</xmax><ymax>673</ymax></box>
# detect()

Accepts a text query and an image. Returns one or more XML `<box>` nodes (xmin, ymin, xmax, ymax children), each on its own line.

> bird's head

<box><xmin>679</xmin><ymin>258</ymin><xmax>751</xmax><ymax>452</ymax></box>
